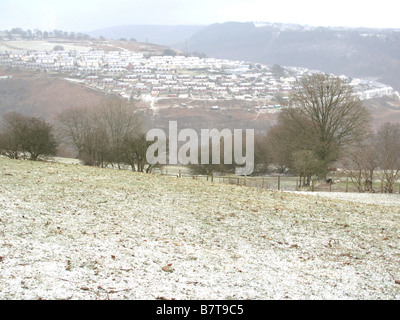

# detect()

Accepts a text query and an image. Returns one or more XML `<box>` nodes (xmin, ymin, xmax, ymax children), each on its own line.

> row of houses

<box><xmin>0</xmin><ymin>48</ymin><xmax>301</xmax><ymax>98</ymax></box>
<box><xmin>0</xmin><ymin>48</ymin><xmax>397</xmax><ymax>101</ymax></box>
<box><xmin>0</xmin><ymin>49</ymin><xmax>246</xmax><ymax>73</ymax></box>
<box><xmin>350</xmin><ymin>79</ymin><xmax>395</xmax><ymax>100</ymax></box>
<box><xmin>91</xmin><ymin>71</ymin><xmax>299</xmax><ymax>98</ymax></box>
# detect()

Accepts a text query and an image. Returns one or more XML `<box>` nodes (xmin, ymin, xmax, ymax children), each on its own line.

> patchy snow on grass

<box><xmin>291</xmin><ymin>191</ymin><xmax>400</xmax><ymax>207</ymax></box>
<box><xmin>0</xmin><ymin>158</ymin><xmax>400</xmax><ymax>300</ymax></box>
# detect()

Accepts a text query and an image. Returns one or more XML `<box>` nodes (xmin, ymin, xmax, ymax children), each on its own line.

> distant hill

<box><xmin>179</xmin><ymin>22</ymin><xmax>400</xmax><ymax>91</ymax></box>
<box><xmin>363</xmin><ymin>95</ymin><xmax>400</xmax><ymax>128</ymax></box>
<box><xmin>87</xmin><ymin>25</ymin><xmax>205</xmax><ymax>46</ymax></box>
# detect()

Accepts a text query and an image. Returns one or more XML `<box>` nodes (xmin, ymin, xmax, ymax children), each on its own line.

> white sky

<box><xmin>0</xmin><ymin>0</ymin><xmax>399</xmax><ymax>32</ymax></box>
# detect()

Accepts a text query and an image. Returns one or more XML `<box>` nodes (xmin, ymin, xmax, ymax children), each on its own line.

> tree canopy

<box><xmin>266</xmin><ymin>74</ymin><xmax>371</xmax><ymax>180</ymax></box>
<box><xmin>0</xmin><ymin>112</ymin><xmax>58</xmax><ymax>160</ymax></box>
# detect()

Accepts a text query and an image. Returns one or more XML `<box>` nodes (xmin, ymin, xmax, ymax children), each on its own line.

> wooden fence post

<box><xmin>211</xmin><ymin>171</ymin><xmax>214</xmax><ymax>183</ymax></box>
<box><xmin>346</xmin><ymin>177</ymin><xmax>349</xmax><ymax>193</ymax></box>
<box><xmin>277</xmin><ymin>176</ymin><xmax>281</xmax><ymax>191</ymax></box>
<box><xmin>179</xmin><ymin>169</ymin><xmax>181</xmax><ymax>178</ymax></box>
<box><xmin>311</xmin><ymin>180</ymin><xmax>315</xmax><ymax>192</ymax></box>
<box><xmin>262</xmin><ymin>178</ymin><xmax>265</xmax><ymax>189</ymax></box>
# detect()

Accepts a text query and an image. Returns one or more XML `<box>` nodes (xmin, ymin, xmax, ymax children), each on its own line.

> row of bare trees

<box><xmin>343</xmin><ymin>123</ymin><xmax>400</xmax><ymax>193</ymax></box>
<box><xmin>4</xmin><ymin>28</ymin><xmax>92</xmax><ymax>41</ymax></box>
<box><xmin>0</xmin><ymin>97</ymin><xmax>155</xmax><ymax>173</ymax></box>
<box><xmin>56</xmin><ymin>98</ymin><xmax>154</xmax><ymax>172</ymax></box>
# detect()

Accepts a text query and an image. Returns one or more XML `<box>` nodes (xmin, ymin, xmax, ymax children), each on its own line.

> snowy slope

<box><xmin>1</xmin><ymin>158</ymin><xmax>399</xmax><ymax>299</ymax></box>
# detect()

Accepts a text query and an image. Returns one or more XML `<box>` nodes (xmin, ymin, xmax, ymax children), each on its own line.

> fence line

<box><xmin>159</xmin><ymin>169</ymin><xmax>400</xmax><ymax>194</ymax></box>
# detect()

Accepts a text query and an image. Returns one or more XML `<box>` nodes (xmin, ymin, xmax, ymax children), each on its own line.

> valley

<box><xmin>1</xmin><ymin>37</ymin><xmax>400</xmax><ymax>135</ymax></box>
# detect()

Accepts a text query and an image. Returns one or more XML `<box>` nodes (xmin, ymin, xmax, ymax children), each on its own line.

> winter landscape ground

<box><xmin>0</xmin><ymin>157</ymin><xmax>399</xmax><ymax>300</ymax></box>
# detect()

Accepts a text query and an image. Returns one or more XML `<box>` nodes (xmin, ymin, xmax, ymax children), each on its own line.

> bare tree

<box><xmin>57</xmin><ymin>97</ymin><xmax>145</xmax><ymax>169</ymax></box>
<box><xmin>253</xmin><ymin>133</ymin><xmax>271</xmax><ymax>174</ymax></box>
<box><xmin>56</xmin><ymin>106</ymin><xmax>98</xmax><ymax>165</ymax></box>
<box><xmin>0</xmin><ymin>112</ymin><xmax>25</xmax><ymax>159</ymax></box>
<box><xmin>342</xmin><ymin>123</ymin><xmax>400</xmax><ymax>193</ymax></box>
<box><xmin>342</xmin><ymin>134</ymin><xmax>378</xmax><ymax>192</ymax></box>
<box><xmin>122</xmin><ymin>134</ymin><xmax>156</xmax><ymax>173</ymax></box>
<box><xmin>281</xmin><ymin>73</ymin><xmax>371</xmax><ymax>178</ymax></box>
<box><xmin>375</xmin><ymin>122</ymin><xmax>400</xmax><ymax>193</ymax></box>
<box><xmin>264</xmin><ymin>105</ymin><xmax>320</xmax><ymax>178</ymax></box>
<box><xmin>22</xmin><ymin>117</ymin><xmax>58</xmax><ymax>161</ymax></box>
<box><xmin>0</xmin><ymin>111</ymin><xmax>58</xmax><ymax>160</ymax></box>
<box><xmin>92</xmin><ymin>98</ymin><xmax>143</xmax><ymax>166</ymax></box>
<box><xmin>292</xmin><ymin>150</ymin><xmax>323</xmax><ymax>187</ymax></box>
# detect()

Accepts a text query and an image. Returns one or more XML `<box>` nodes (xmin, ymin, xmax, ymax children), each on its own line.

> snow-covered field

<box><xmin>292</xmin><ymin>191</ymin><xmax>400</xmax><ymax>207</ymax></box>
<box><xmin>0</xmin><ymin>40</ymin><xmax>90</xmax><ymax>53</ymax></box>
<box><xmin>1</xmin><ymin>158</ymin><xmax>399</xmax><ymax>300</ymax></box>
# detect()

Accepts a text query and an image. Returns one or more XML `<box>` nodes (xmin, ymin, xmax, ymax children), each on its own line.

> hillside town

<box><xmin>0</xmin><ymin>46</ymin><xmax>398</xmax><ymax>108</ymax></box>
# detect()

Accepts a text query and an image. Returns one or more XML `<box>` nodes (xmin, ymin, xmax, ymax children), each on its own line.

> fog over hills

<box><xmin>89</xmin><ymin>22</ymin><xmax>400</xmax><ymax>90</ymax></box>
<box><xmin>88</xmin><ymin>25</ymin><xmax>205</xmax><ymax>46</ymax></box>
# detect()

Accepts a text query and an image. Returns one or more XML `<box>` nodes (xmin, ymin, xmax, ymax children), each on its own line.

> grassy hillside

<box><xmin>0</xmin><ymin>157</ymin><xmax>399</xmax><ymax>299</ymax></box>
<box><xmin>363</xmin><ymin>95</ymin><xmax>400</xmax><ymax>128</ymax></box>
<box><xmin>0</xmin><ymin>71</ymin><xmax>106</xmax><ymax>122</ymax></box>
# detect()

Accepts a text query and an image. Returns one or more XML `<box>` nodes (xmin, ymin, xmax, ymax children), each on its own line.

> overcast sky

<box><xmin>1</xmin><ymin>0</ymin><xmax>399</xmax><ymax>32</ymax></box>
